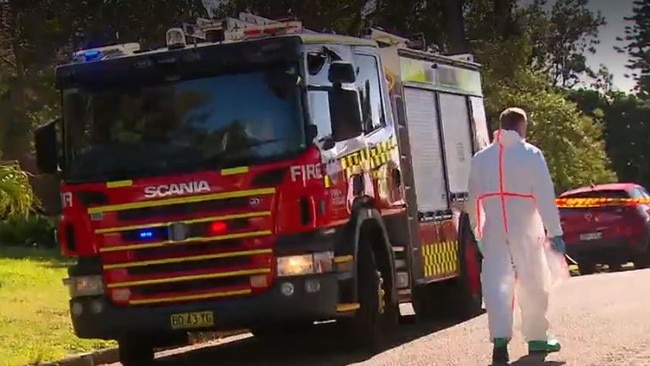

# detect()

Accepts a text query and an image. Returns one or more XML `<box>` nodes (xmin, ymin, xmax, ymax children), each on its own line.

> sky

<box><xmin>202</xmin><ymin>0</ymin><xmax>637</xmax><ymax>92</ymax></box>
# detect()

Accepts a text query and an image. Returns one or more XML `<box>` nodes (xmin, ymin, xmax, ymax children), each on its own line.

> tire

<box><xmin>634</xmin><ymin>256</ymin><xmax>649</xmax><ymax>269</ymax></box>
<box><xmin>118</xmin><ymin>339</ymin><xmax>154</xmax><ymax>366</ymax></box>
<box><xmin>578</xmin><ymin>261</ymin><xmax>596</xmax><ymax>275</ymax></box>
<box><xmin>341</xmin><ymin>244</ymin><xmax>397</xmax><ymax>352</ymax></box>
<box><xmin>250</xmin><ymin>321</ymin><xmax>314</xmax><ymax>340</ymax></box>
<box><xmin>633</xmin><ymin>238</ymin><xmax>650</xmax><ymax>269</ymax></box>
<box><xmin>454</xmin><ymin>227</ymin><xmax>484</xmax><ymax>320</ymax></box>
<box><xmin>608</xmin><ymin>263</ymin><xmax>623</xmax><ymax>272</ymax></box>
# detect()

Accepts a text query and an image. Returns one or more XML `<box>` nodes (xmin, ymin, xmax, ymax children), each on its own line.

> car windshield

<box><xmin>62</xmin><ymin>67</ymin><xmax>304</xmax><ymax>182</ymax></box>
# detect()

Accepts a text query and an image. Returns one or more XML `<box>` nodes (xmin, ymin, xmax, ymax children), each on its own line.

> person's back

<box><xmin>471</xmin><ymin>131</ymin><xmax>548</xmax><ymax>256</ymax></box>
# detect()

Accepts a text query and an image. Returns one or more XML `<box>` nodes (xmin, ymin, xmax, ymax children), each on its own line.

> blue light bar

<box><xmin>138</xmin><ymin>230</ymin><xmax>154</xmax><ymax>239</ymax></box>
<box><xmin>83</xmin><ymin>49</ymin><xmax>102</xmax><ymax>61</ymax></box>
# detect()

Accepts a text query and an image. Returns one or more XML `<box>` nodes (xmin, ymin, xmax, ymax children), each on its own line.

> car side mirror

<box><xmin>34</xmin><ymin>118</ymin><xmax>60</xmax><ymax>175</ymax></box>
<box><xmin>328</xmin><ymin>88</ymin><xmax>363</xmax><ymax>142</ymax></box>
<box><xmin>328</xmin><ymin>61</ymin><xmax>356</xmax><ymax>84</ymax></box>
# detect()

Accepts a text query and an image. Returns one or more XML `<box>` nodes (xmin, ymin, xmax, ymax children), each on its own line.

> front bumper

<box><xmin>71</xmin><ymin>273</ymin><xmax>347</xmax><ymax>340</ymax></box>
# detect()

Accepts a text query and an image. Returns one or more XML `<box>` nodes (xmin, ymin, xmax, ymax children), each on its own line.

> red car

<box><xmin>559</xmin><ymin>183</ymin><xmax>650</xmax><ymax>274</ymax></box>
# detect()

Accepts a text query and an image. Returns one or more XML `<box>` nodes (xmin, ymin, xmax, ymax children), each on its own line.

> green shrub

<box><xmin>0</xmin><ymin>215</ymin><xmax>57</xmax><ymax>248</ymax></box>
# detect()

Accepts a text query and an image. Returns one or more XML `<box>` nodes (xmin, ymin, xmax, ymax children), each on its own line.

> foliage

<box><xmin>569</xmin><ymin>88</ymin><xmax>650</xmax><ymax>187</ymax></box>
<box><xmin>483</xmin><ymin>63</ymin><xmax>616</xmax><ymax>191</ymax></box>
<box><xmin>0</xmin><ymin>246</ymin><xmax>113</xmax><ymax>366</ymax></box>
<box><xmin>0</xmin><ymin>160</ymin><xmax>35</xmax><ymax>219</ymax></box>
<box><xmin>0</xmin><ymin>215</ymin><xmax>56</xmax><ymax>248</ymax></box>
<box><xmin>618</xmin><ymin>0</ymin><xmax>650</xmax><ymax>97</ymax></box>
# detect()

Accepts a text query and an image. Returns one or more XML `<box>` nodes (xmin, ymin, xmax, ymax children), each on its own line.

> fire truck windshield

<box><xmin>61</xmin><ymin>68</ymin><xmax>304</xmax><ymax>183</ymax></box>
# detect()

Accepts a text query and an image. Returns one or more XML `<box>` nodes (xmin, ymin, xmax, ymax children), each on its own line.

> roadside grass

<box><xmin>0</xmin><ymin>246</ymin><xmax>114</xmax><ymax>366</ymax></box>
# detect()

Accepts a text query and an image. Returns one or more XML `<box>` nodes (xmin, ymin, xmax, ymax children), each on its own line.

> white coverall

<box><xmin>465</xmin><ymin>129</ymin><xmax>563</xmax><ymax>341</ymax></box>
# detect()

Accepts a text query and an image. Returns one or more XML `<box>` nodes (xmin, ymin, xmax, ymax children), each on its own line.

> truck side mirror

<box><xmin>328</xmin><ymin>61</ymin><xmax>356</xmax><ymax>84</ymax></box>
<box><xmin>328</xmin><ymin>88</ymin><xmax>363</xmax><ymax>142</ymax></box>
<box><xmin>34</xmin><ymin>118</ymin><xmax>60</xmax><ymax>175</ymax></box>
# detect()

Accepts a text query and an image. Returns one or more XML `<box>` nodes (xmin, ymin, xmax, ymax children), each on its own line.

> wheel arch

<box><xmin>336</xmin><ymin>200</ymin><xmax>397</xmax><ymax>305</ymax></box>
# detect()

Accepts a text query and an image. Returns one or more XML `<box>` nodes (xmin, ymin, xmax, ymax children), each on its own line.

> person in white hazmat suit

<box><xmin>465</xmin><ymin>107</ymin><xmax>566</xmax><ymax>365</ymax></box>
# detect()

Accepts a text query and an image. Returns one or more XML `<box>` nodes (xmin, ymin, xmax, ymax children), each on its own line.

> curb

<box><xmin>34</xmin><ymin>330</ymin><xmax>247</xmax><ymax>366</ymax></box>
<box><xmin>37</xmin><ymin>348</ymin><xmax>118</xmax><ymax>366</ymax></box>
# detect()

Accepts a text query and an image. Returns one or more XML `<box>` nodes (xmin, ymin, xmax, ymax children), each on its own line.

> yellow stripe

<box><xmin>333</xmin><ymin>255</ymin><xmax>353</xmax><ymax>263</ymax></box>
<box><xmin>221</xmin><ymin>166</ymin><xmax>249</xmax><ymax>176</ymax></box>
<box><xmin>108</xmin><ymin>268</ymin><xmax>270</xmax><ymax>288</ymax></box>
<box><xmin>129</xmin><ymin>289</ymin><xmax>252</xmax><ymax>305</ymax></box>
<box><xmin>88</xmin><ymin>188</ymin><xmax>275</xmax><ymax>214</ymax></box>
<box><xmin>103</xmin><ymin>249</ymin><xmax>273</xmax><ymax>270</ymax></box>
<box><xmin>336</xmin><ymin>303</ymin><xmax>360</xmax><ymax>312</ymax></box>
<box><xmin>99</xmin><ymin>230</ymin><xmax>271</xmax><ymax>252</ymax></box>
<box><xmin>106</xmin><ymin>180</ymin><xmax>133</xmax><ymax>188</ymax></box>
<box><xmin>95</xmin><ymin>211</ymin><xmax>270</xmax><ymax>234</ymax></box>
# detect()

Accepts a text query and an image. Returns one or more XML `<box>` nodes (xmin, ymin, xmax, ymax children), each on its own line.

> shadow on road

<box><xmin>508</xmin><ymin>354</ymin><xmax>566</xmax><ymax>366</ymax></box>
<box><xmin>156</xmin><ymin>315</ymin><xmax>460</xmax><ymax>366</ymax></box>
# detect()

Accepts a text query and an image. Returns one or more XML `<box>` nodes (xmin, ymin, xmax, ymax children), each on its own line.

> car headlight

<box><xmin>63</xmin><ymin>275</ymin><xmax>105</xmax><ymax>297</ymax></box>
<box><xmin>276</xmin><ymin>251</ymin><xmax>334</xmax><ymax>277</ymax></box>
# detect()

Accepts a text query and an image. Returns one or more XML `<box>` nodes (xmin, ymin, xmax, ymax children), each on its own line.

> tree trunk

<box><xmin>443</xmin><ymin>0</ymin><xmax>466</xmax><ymax>54</ymax></box>
<box><xmin>493</xmin><ymin>0</ymin><xmax>516</xmax><ymax>40</ymax></box>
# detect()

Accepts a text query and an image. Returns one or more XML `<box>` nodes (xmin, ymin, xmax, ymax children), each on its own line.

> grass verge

<box><xmin>0</xmin><ymin>246</ymin><xmax>114</xmax><ymax>366</ymax></box>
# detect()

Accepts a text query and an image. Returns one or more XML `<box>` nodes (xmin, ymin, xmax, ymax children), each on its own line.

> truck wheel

<box><xmin>342</xmin><ymin>244</ymin><xmax>396</xmax><ymax>352</ymax></box>
<box><xmin>118</xmin><ymin>339</ymin><xmax>154</xmax><ymax>366</ymax></box>
<box><xmin>412</xmin><ymin>283</ymin><xmax>438</xmax><ymax>321</ymax></box>
<box><xmin>251</xmin><ymin>321</ymin><xmax>314</xmax><ymax>340</ymax></box>
<box><xmin>449</xmin><ymin>216</ymin><xmax>484</xmax><ymax>320</ymax></box>
<box><xmin>452</xmin><ymin>234</ymin><xmax>484</xmax><ymax>320</ymax></box>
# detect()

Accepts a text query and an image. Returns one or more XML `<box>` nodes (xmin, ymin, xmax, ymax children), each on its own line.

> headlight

<box><xmin>276</xmin><ymin>251</ymin><xmax>334</xmax><ymax>277</ymax></box>
<box><xmin>63</xmin><ymin>275</ymin><xmax>105</xmax><ymax>297</ymax></box>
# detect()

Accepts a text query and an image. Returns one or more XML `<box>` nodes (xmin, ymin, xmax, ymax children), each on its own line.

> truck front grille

<box><xmin>95</xmin><ymin>188</ymin><xmax>276</xmax><ymax>306</ymax></box>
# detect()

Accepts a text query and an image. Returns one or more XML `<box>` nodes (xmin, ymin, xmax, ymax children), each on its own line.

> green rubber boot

<box><xmin>492</xmin><ymin>338</ymin><xmax>509</xmax><ymax>365</ymax></box>
<box><xmin>528</xmin><ymin>339</ymin><xmax>561</xmax><ymax>354</ymax></box>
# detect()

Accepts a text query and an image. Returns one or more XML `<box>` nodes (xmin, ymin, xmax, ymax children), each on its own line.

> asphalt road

<box><xmin>108</xmin><ymin>267</ymin><xmax>650</xmax><ymax>366</ymax></box>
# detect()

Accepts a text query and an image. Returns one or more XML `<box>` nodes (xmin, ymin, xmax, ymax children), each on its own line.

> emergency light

<box><xmin>71</xmin><ymin>43</ymin><xmax>140</xmax><ymax>63</ymax></box>
<box><xmin>166</xmin><ymin>28</ymin><xmax>187</xmax><ymax>49</ymax></box>
<box><xmin>138</xmin><ymin>230</ymin><xmax>154</xmax><ymax>239</ymax></box>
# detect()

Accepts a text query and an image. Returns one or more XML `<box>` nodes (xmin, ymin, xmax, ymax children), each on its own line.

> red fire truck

<box><xmin>34</xmin><ymin>13</ymin><xmax>490</xmax><ymax>365</ymax></box>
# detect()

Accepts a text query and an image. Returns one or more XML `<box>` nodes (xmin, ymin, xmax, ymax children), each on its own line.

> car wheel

<box><xmin>633</xmin><ymin>238</ymin><xmax>650</xmax><ymax>269</ymax></box>
<box><xmin>578</xmin><ymin>261</ymin><xmax>596</xmax><ymax>275</ymax></box>
<box><xmin>608</xmin><ymin>263</ymin><xmax>623</xmax><ymax>272</ymax></box>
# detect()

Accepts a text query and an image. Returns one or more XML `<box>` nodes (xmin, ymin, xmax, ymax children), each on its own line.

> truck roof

<box><xmin>60</xmin><ymin>32</ymin><xmax>377</xmax><ymax>69</ymax></box>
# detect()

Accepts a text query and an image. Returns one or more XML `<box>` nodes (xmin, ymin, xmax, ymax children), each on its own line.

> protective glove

<box><xmin>550</xmin><ymin>236</ymin><xmax>566</xmax><ymax>254</ymax></box>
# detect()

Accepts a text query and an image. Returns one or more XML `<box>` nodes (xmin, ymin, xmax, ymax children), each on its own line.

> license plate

<box><xmin>580</xmin><ymin>232</ymin><xmax>602</xmax><ymax>241</ymax></box>
<box><xmin>170</xmin><ymin>311</ymin><xmax>214</xmax><ymax>330</ymax></box>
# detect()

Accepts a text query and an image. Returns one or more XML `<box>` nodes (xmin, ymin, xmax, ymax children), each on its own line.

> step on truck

<box><xmin>34</xmin><ymin>13</ymin><xmax>490</xmax><ymax>366</ymax></box>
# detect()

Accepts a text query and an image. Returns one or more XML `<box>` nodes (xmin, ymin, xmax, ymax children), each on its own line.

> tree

<box><xmin>0</xmin><ymin>160</ymin><xmax>35</xmax><ymax>219</ymax></box>
<box><xmin>570</xmin><ymin>88</ymin><xmax>650</xmax><ymax>186</ymax></box>
<box><xmin>516</xmin><ymin>0</ymin><xmax>606</xmax><ymax>88</ymax></box>
<box><xmin>486</xmin><ymin>70</ymin><xmax>615</xmax><ymax>191</ymax></box>
<box><xmin>618</xmin><ymin>0</ymin><xmax>650</xmax><ymax>97</ymax></box>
